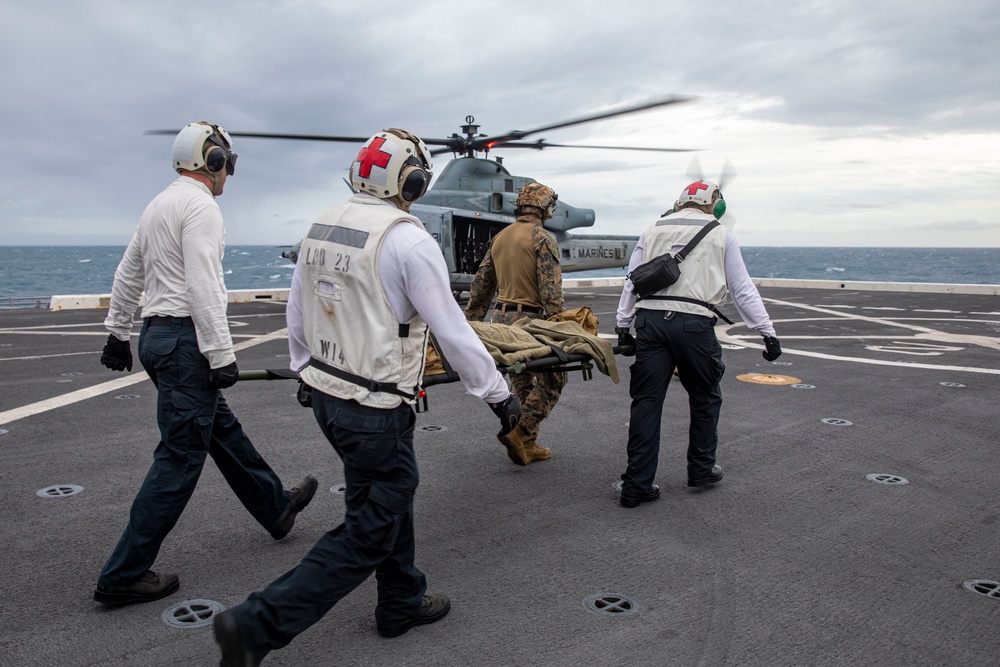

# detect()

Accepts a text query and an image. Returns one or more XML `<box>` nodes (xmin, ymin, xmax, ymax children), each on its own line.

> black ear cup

<box><xmin>205</xmin><ymin>147</ymin><xmax>227</xmax><ymax>174</ymax></box>
<box><xmin>400</xmin><ymin>166</ymin><xmax>429</xmax><ymax>201</ymax></box>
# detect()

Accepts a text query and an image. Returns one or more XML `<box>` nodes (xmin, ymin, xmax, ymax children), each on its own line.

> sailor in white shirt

<box><xmin>214</xmin><ymin>129</ymin><xmax>520</xmax><ymax>665</ymax></box>
<box><xmin>614</xmin><ymin>180</ymin><xmax>781</xmax><ymax>508</ymax></box>
<box><xmin>95</xmin><ymin>122</ymin><xmax>317</xmax><ymax>608</ymax></box>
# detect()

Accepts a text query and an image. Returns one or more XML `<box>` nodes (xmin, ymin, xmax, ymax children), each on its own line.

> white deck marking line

<box><xmin>0</xmin><ymin>351</ymin><xmax>98</xmax><ymax>362</ymax></box>
<box><xmin>718</xmin><ymin>300</ymin><xmax>1000</xmax><ymax>374</ymax></box>
<box><xmin>763</xmin><ymin>298</ymin><xmax>943</xmax><ymax>334</ymax></box>
<box><xmin>0</xmin><ymin>327</ymin><xmax>288</xmax><ymax>426</ymax></box>
<box><xmin>0</xmin><ymin>328</ymin><xmax>286</xmax><ymax>341</ymax></box>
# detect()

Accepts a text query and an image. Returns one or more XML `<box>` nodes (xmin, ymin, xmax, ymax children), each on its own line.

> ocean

<box><xmin>2</xmin><ymin>246</ymin><xmax>999</xmax><ymax>303</ymax></box>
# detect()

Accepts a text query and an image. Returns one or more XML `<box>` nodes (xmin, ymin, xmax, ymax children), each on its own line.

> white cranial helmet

<box><xmin>674</xmin><ymin>180</ymin><xmax>726</xmax><ymax>218</ymax></box>
<box><xmin>350</xmin><ymin>128</ymin><xmax>433</xmax><ymax>201</ymax></box>
<box><xmin>171</xmin><ymin>122</ymin><xmax>237</xmax><ymax>175</ymax></box>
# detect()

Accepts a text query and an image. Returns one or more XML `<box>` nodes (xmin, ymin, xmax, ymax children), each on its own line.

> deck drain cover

<box><xmin>113</xmin><ymin>394</ymin><xmax>141</xmax><ymax>400</ymax></box>
<box><xmin>722</xmin><ymin>344</ymin><xmax>744</xmax><ymax>350</ymax></box>
<box><xmin>821</xmin><ymin>418</ymin><xmax>853</xmax><ymax>426</ymax></box>
<box><xmin>583</xmin><ymin>593</ymin><xmax>640</xmax><ymax>617</ymax></box>
<box><xmin>417</xmin><ymin>425</ymin><xmax>447</xmax><ymax>432</ymax></box>
<box><xmin>37</xmin><ymin>484</ymin><xmax>84</xmax><ymax>498</ymax></box>
<box><xmin>161</xmin><ymin>599</ymin><xmax>225</xmax><ymax>628</ymax></box>
<box><xmin>940</xmin><ymin>382</ymin><xmax>965</xmax><ymax>388</ymax></box>
<box><xmin>963</xmin><ymin>580</ymin><xmax>1000</xmax><ymax>599</ymax></box>
<box><xmin>769</xmin><ymin>361</ymin><xmax>793</xmax><ymax>366</ymax></box>
<box><xmin>330</xmin><ymin>483</ymin><xmax>346</xmax><ymax>495</ymax></box>
<box><xmin>867</xmin><ymin>473</ymin><xmax>908</xmax><ymax>485</ymax></box>
<box><xmin>792</xmin><ymin>384</ymin><xmax>815</xmax><ymax>389</ymax></box>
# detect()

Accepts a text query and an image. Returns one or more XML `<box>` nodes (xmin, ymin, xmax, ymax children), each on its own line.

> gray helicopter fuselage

<box><xmin>411</xmin><ymin>157</ymin><xmax>637</xmax><ymax>291</ymax></box>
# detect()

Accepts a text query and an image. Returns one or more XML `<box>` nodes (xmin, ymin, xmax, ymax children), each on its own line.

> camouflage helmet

<box><xmin>515</xmin><ymin>182</ymin><xmax>558</xmax><ymax>220</ymax></box>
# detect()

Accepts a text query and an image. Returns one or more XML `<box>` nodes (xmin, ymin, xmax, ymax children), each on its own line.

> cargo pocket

<box><xmin>139</xmin><ymin>333</ymin><xmax>178</xmax><ymax>373</ymax></box>
<box><xmin>349</xmin><ymin>483</ymin><xmax>410</xmax><ymax>552</ymax></box>
<box><xmin>165</xmin><ymin>387</ymin><xmax>215</xmax><ymax>451</ymax></box>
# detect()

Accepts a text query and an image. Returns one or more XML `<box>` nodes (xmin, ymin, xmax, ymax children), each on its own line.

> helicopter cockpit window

<box><xmin>490</xmin><ymin>193</ymin><xmax>503</xmax><ymax>212</ymax></box>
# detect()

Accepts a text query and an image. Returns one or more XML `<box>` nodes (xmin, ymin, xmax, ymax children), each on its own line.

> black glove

<box><xmin>296</xmin><ymin>380</ymin><xmax>313</xmax><ymax>408</ymax></box>
<box><xmin>490</xmin><ymin>393</ymin><xmax>522</xmax><ymax>435</ymax></box>
<box><xmin>209</xmin><ymin>361</ymin><xmax>240</xmax><ymax>389</ymax></box>
<box><xmin>762</xmin><ymin>335</ymin><xmax>782</xmax><ymax>361</ymax></box>
<box><xmin>615</xmin><ymin>327</ymin><xmax>636</xmax><ymax>357</ymax></box>
<box><xmin>100</xmin><ymin>334</ymin><xmax>132</xmax><ymax>372</ymax></box>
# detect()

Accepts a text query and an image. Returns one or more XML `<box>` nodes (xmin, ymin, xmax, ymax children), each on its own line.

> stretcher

<box><xmin>237</xmin><ymin>306</ymin><xmax>625</xmax><ymax>411</ymax></box>
<box><xmin>237</xmin><ymin>346</ymin><xmax>625</xmax><ymax>412</ymax></box>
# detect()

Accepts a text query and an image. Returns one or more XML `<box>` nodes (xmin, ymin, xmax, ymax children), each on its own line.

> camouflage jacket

<box><xmin>465</xmin><ymin>215</ymin><xmax>564</xmax><ymax>322</ymax></box>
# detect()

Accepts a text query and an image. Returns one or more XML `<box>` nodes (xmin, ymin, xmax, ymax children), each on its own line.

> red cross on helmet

<box><xmin>674</xmin><ymin>180</ymin><xmax>726</xmax><ymax>218</ymax></box>
<box><xmin>350</xmin><ymin>128</ymin><xmax>433</xmax><ymax>202</ymax></box>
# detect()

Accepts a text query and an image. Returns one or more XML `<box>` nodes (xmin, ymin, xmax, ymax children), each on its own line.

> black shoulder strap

<box><xmin>674</xmin><ymin>220</ymin><xmax>721</xmax><ymax>263</ymax></box>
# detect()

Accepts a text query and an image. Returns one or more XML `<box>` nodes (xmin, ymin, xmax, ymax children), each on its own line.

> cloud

<box><xmin>0</xmin><ymin>0</ymin><xmax>998</xmax><ymax>248</ymax></box>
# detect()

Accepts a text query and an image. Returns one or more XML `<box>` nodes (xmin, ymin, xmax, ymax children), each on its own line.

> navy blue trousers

<box><xmin>227</xmin><ymin>392</ymin><xmax>425</xmax><ymax>658</ymax></box>
<box><xmin>98</xmin><ymin>319</ymin><xmax>287</xmax><ymax>587</ymax></box>
<box><xmin>621</xmin><ymin>310</ymin><xmax>725</xmax><ymax>497</ymax></box>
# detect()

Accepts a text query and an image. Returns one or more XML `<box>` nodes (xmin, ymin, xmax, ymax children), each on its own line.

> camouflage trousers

<box><xmin>492</xmin><ymin>308</ymin><xmax>567</xmax><ymax>441</ymax></box>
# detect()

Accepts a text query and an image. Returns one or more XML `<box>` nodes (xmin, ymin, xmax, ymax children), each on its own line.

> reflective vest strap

<box><xmin>639</xmin><ymin>295</ymin><xmax>735</xmax><ymax>325</ymax></box>
<box><xmin>308</xmin><ymin>357</ymin><xmax>417</xmax><ymax>399</ymax></box>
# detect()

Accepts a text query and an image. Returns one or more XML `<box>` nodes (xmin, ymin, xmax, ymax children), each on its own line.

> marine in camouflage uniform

<box><xmin>465</xmin><ymin>182</ymin><xmax>567</xmax><ymax>465</ymax></box>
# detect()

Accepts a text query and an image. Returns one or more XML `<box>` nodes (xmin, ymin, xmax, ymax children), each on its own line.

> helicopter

<box><xmin>148</xmin><ymin>96</ymin><xmax>699</xmax><ymax>293</ymax></box>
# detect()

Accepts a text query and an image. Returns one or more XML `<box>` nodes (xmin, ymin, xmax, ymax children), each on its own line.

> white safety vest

<box><xmin>639</xmin><ymin>209</ymin><xmax>729</xmax><ymax>318</ymax></box>
<box><xmin>298</xmin><ymin>196</ymin><xmax>429</xmax><ymax>408</ymax></box>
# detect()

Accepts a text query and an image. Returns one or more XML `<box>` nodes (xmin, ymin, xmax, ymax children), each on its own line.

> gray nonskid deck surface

<box><xmin>0</xmin><ymin>286</ymin><xmax>998</xmax><ymax>666</ymax></box>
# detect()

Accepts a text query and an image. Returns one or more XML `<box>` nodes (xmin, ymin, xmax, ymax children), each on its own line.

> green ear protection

<box><xmin>713</xmin><ymin>197</ymin><xmax>726</xmax><ymax>219</ymax></box>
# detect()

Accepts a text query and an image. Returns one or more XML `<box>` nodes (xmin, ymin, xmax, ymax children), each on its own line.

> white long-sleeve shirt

<box><xmin>104</xmin><ymin>176</ymin><xmax>236</xmax><ymax>368</ymax></box>
<box><xmin>287</xmin><ymin>216</ymin><xmax>510</xmax><ymax>404</ymax></box>
<box><xmin>616</xmin><ymin>228</ymin><xmax>776</xmax><ymax>337</ymax></box>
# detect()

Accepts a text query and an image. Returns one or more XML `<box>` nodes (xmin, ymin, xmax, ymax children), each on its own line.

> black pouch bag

<box><xmin>627</xmin><ymin>220</ymin><xmax>720</xmax><ymax>299</ymax></box>
<box><xmin>628</xmin><ymin>253</ymin><xmax>681</xmax><ymax>298</ymax></box>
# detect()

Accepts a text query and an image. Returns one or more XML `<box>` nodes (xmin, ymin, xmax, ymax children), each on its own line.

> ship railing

<box><xmin>0</xmin><ymin>296</ymin><xmax>51</xmax><ymax>310</ymax></box>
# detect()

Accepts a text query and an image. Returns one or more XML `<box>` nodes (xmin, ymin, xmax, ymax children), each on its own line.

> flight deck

<box><xmin>1</xmin><ymin>283</ymin><xmax>998</xmax><ymax>666</ymax></box>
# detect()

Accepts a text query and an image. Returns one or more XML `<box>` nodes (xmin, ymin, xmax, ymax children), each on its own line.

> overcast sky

<box><xmin>2</xmin><ymin>0</ymin><xmax>998</xmax><ymax>248</ymax></box>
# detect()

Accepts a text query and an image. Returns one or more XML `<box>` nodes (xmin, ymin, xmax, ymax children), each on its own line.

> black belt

<box><xmin>495</xmin><ymin>301</ymin><xmax>543</xmax><ymax>315</ymax></box>
<box><xmin>146</xmin><ymin>316</ymin><xmax>195</xmax><ymax>327</ymax></box>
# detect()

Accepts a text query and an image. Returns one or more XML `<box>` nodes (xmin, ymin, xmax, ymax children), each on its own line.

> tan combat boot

<box><xmin>498</xmin><ymin>425</ymin><xmax>552</xmax><ymax>465</ymax></box>
<box><xmin>497</xmin><ymin>425</ymin><xmax>529</xmax><ymax>465</ymax></box>
<box><xmin>520</xmin><ymin>432</ymin><xmax>552</xmax><ymax>464</ymax></box>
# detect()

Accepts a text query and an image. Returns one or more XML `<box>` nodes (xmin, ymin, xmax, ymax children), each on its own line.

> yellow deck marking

<box><xmin>736</xmin><ymin>373</ymin><xmax>802</xmax><ymax>385</ymax></box>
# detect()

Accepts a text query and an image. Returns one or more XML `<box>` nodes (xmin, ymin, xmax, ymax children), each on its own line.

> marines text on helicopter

<box><xmin>148</xmin><ymin>96</ymin><xmax>699</xmax><ymax>293</ymax></box>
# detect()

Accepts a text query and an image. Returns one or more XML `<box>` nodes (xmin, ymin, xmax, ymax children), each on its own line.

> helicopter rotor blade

<box><xmin>498</xmin><ymin>140</ymin><xmax>699</xmax><ymax>153</ymax></box>
<box><xmin>718</xmin><ymin>156</ymin><xmax>737</xmax><ymax>191</ymax></box>
<box><xmin>144</xmin><ymin>129</ymin><xmax>467</xmax><ymax>151</ymax></box>
<box><xmin>143</xmin><ymin>129</ymin><xmax>373</xmax><ymax>143</ymax></box>
<box><xmin>477</xmin><ymin>95</ymin><xmax>694</xmax><ymax>150</ymax></box>
<box><xmin>685</xmin><ymin>155</ymin><xmax>704</xmax><ymax>181</ymax></box>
